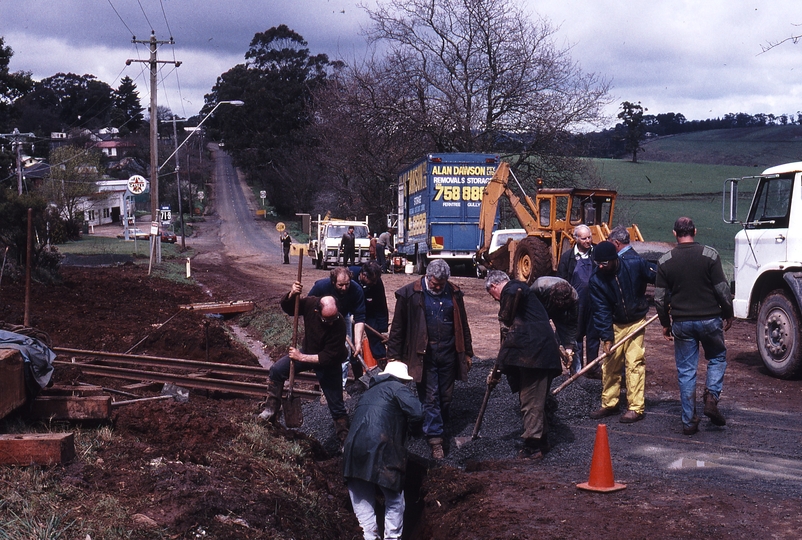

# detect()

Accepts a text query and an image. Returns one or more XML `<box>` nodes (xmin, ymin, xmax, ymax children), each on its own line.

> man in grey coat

<box><xmin>343</xmin><ymin>361</ymin><xmax>423</xmax><ymax>540</ymax></box>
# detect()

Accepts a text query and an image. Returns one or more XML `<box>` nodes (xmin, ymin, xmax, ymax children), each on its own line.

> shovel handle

<box><xmin>288</xmin><ymin>252</ymin><xmax>304</xmax><ymax>398</ymax></box>
<box><xmin>471</xmin><ymin>381</ymin><xmax>494</xmax><ymax>440</ymax></box>
<box><xmin>551</xmin><ymin>313</ymin><xmax>658</xmax><ymax>395</ymax></box>
<box><xmin>346</xmin><ymin>335</ymin><xmax>371</xmax><ymax>373</ymax></box>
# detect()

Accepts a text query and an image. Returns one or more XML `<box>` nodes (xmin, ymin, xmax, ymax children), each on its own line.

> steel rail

<box><xmin>53</xmin><ymin>347</ymin><xmax>318</xmax><ymax>383</ymax></box>
<box><xmin>53</xmin><ymin>362</ymin><xmax>321</xmax><ymax>398</ymax></box>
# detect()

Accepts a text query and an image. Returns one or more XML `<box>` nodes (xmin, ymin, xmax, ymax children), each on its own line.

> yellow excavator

<box><xmin>475</xmin><ymin>161</ymin><xmax>652</xmax><ymax>284</ymax></box>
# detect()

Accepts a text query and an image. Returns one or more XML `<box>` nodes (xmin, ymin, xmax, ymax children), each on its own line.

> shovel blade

<box><xmin>282</xmin><ymin>395</ymin><xmax>304</xmax><ymax>428</ymax></box>
<box><xmin>454</xmin><ymin>435</ymin><xmax>476</xmax><ymax>449</ymax></box>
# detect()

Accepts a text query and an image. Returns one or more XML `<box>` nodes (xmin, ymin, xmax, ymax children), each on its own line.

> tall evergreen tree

<box><xmin>112</xmin><ymin>76</ymin><xmax>144</xmax><ymax>133</ymax></box>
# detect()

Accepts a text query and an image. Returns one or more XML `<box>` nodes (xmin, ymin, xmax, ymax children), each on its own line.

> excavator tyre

<box><xmin>513</xmin><ymin>237</ymin><xmax>552</xmax><ymax>285</ymax></box>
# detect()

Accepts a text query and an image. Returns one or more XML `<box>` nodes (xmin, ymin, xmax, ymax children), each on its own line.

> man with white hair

<box><xmin>557</xmin><ymin>224</ymin><xmax>599</xmax><ymax>376</ymax></box>
<box><xmin>386</xmin><ymin>259</ymin><xmax>474</xmax><ymax>460</ymax></box>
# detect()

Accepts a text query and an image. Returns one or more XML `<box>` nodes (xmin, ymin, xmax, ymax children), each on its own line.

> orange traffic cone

<box><xmin>576</xmin><ymin>424</ymin><xmax>626</xmax><ymax>492</ymax></box>
<box><xmin>362</xmin><ymin>337</ymin><xmax>377</xmax><ymax>369</ymax></box>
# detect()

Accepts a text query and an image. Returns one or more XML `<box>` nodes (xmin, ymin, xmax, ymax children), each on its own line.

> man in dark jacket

<box><xmin>354</xmin><ymin>261</ymin><xmax>389</xmax><ymax>364</ymax></box>
<box><xmin>258</xmin><ymin>282</ymin><xmax>350</xmax><ymax>442</ymax></box>
<box><xmin>340</xmin><ymin>225</ymin><xmax>356</xmax><ymax>266</ymax></box>
<box><xmin>343</xmin><ymin>361</ymin><xmax>423</xmax><ymax>540</ymax></box>
<box><xmin>486</xmin><ymin>270</ymin><xmax>563</xmax><ymax>459</ymax></box>
<box><xmin>279</xmin><ymin>230</ymin><xmax>292</xmax><ymax>264</ymax></box>
<box><xmin>386</xmin><ymin>259</ymin><xmax>474</xmax><ymax>460</ymax></box>
<box><xmin>309</xmin><ymin>267</ymin><xmax>366</xmax><ymax>384</ymax></box>
<box><xmin>589</xmin><ymin>240</ymin><xmax>656</xmax><ymax>424</ymax></box>
<box><xmin>655</xmin><ymin>217</ymin><xmax>734</xmax><ymax>435</ymax></box>
<box><xmin>531</xmin><ymin>276</ymin><xmax>579</xmax><ymax>366</ymax></box>
<box><xmin>557</xmin><ymin>224</ymin><xmax>598</xmax><ymax>375</ymax></box>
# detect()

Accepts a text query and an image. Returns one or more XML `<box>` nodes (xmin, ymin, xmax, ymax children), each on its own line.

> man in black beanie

<box><xmin>588</xmin><ymin>240</ymin><xmax>656</xmax><ymax>423</ymax></box>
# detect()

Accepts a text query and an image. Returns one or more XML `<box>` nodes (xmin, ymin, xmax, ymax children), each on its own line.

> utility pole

<box><xmin>126</xmin><ymin>32</ymin><xmax>181</xmax><ymax>270</ymax></box>
<box><xmin>0</xmin><ymin>128</ymin><xmax>36</xmax><ymax>195</ymax></box>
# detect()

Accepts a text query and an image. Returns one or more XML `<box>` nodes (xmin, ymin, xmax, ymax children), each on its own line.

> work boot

<box><xmin>518</xmin><ymin>438</ymin><xmax>544</xmax><ymax>460</ymax></box>
<box><xmin>683</xmin><ymin>415</ymin><xmax>701</xmax><ymax>435</ymax></box>
<box><xmin>333</xmin><ymin>416</ymin><xmax>350</xmax><ymax>451</ymax></box>
<box><xmin>428</xmin><ymin>437</ymin><xmax>445</xmax><ymax>460</ymax></box>
<box><xmin>589</xmin><ymin>405</ymin><xmax>619</xmax><ymax>419</ymax></box>
<box><xmin>703</xmin><ymin>389</ymin><xmax>726</xmax><ymax>426</ymax></box>
<box><xmin>257</xmin><ymin>380</ymin><xmax>283</xmax><ymax>424</ymax></box>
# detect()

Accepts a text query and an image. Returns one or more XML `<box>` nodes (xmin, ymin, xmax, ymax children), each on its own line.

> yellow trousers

<box><xmin>601</xmin><ymin>317</ymin><xmax>646</xmax><ymax>414</ymax></box>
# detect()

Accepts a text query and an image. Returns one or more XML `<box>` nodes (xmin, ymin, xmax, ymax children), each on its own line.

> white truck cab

<box><xmin>308</xmin><ymin>215</ymin><xmax>371</xmax><ymax>269</ymax></box>
<box><xmin>724</xmin><ymin>162</ymin><xmax>802</xmax><ymax>377</ymax></box>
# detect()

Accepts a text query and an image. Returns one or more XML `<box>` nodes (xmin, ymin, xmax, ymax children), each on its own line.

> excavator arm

<box><xmin>476</xmin><ymin>162</ymin><xmax>548</xmax><ymax>274</ymax></box>
<box><xmin>477</xmin><ymin>162</ymin><xmax>540</xmax><ymax>251</ymax></box>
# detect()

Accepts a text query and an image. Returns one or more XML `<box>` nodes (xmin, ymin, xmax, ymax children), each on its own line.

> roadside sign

<box><xmin>260</xmin><ymin>191</ymin><xmax>266</xmax><ymax>199</ymax></box>
<box><xmin>150</xmin><ymin>221</ymin><xmax>159</xmax><ymax>236</ymax></box>
<box><xmin>198</xmin><ymin>191</ymin><xmax>205</xmax><ymax>200</ymax></box>
<box><xmin>159</xmin><ymin>209</ymin><xmax>172</xmax><ymax>223</ymax></box>
<box><xmin>276</xmin><ymin>222</ymin><xmax>286</xmax><ymax>232</ymax></box>
<box><xmin>127</xmin><ymin>175</ymin><xmax>148</xmax><ymax>195</ymax></box>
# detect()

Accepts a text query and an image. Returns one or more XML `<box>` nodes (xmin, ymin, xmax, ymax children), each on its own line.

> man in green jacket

<box><xmin>654</xmin><ymin>217</ymin><xmax>733</xmax><ymax>435</ymax></box>
<box><xmin>343</xmin><ymin>361</ymin><xmax>423</xmax><ymax>540</ymax></box>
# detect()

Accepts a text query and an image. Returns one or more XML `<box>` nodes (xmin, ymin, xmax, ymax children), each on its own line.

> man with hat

<box><xmin>343</xmin><ymin>361</ymin><xmax>423</xmax><ymax>540</ymax></box>
<box><xmin>588</xmin><ymin>240</ymin><xmax>656</xmax><ymax>423</ymax></box>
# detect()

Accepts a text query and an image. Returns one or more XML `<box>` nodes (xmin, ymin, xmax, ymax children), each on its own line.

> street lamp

<box><xmin>158</xmin><ymin>100</ymin><xmax>243</xmax><ymax>171</ymax></box>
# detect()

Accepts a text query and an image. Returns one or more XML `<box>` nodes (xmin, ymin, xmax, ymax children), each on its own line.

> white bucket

<box><xmin>405</xmin><ymin>263</ymin><xmax>414</xmax><ymax>274</ymax></box>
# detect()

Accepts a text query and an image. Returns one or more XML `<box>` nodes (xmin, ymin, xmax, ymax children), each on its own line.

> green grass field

<box><xmin>588</xmin><ymin>158</ymin><xmax>764</xmax><ymax>279</ymax></box>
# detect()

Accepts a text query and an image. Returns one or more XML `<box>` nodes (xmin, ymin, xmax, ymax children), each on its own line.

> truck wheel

<box><xmin>757</xmin><ymin>289</ymin><xmax>802</xmax><ymax>379</ymax></box>
<box><xmin>314</xmin><ymin>255</ymin><xmax>322</xmax><ymax>269</ymax></box>
<box><xmin>415</xmin><ymin>255</ymin><xmax>427</xmax><ymax>275</ymax></box>
<box><xmin>513</xmin><ymin>237</ymin><xmax>552</xmax><ymax>285</ymax></box>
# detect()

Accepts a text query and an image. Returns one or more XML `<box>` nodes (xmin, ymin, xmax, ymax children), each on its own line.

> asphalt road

<box><xmin>210</xmin><ymin>144</ymin><xmax>282</xmax><ymax>261</ymax></box>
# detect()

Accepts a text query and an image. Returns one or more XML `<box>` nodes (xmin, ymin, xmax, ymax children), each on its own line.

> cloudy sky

<box><xmin>2</xmin><ymin>0</ymin><xmax>802</xmax><ymax>127</ymax></box>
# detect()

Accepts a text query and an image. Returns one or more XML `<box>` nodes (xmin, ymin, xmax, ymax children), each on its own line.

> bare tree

<box><xmin>42</xmin><ymin>145</ymin><xmax>102</xmax><ymax>226</ymax></box>
<box><xmin>361</xmin><ymin>0</ymin><xmax>612</xmax><ymax>157</ymax></box>
<box><xmin>311</xmin><ymin>0</ymin><xmax>613</xmax><ymax>222</ymax></box>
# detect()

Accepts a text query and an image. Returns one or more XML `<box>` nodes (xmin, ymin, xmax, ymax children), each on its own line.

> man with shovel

<box><xmin>258</xmin><ymin>282</ymin><xmax>350</xmax><ymax>444</ymax></box>
<box><xmin>485</xmin><ymin>271</ymin><xmax>563</xmax><ymax>460</ymax></box>
<box><xmin>588</xmin><ymin>240</ymin><xmax>656</xmax><ymax>424</ymax></box>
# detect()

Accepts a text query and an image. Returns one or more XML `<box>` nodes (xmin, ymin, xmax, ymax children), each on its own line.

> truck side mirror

<box><xmin>723</xmin><ymin>179</ymin><xmax>738</xmax><ymax>224</ymax></box>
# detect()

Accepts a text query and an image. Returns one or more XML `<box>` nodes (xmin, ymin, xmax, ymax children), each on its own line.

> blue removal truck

<box><xmin>396</xmin><ymin>153</ymin><xmax>499</xmax><ymax>272</ymax></box>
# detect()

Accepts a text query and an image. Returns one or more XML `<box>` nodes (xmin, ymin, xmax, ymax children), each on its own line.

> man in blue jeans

<box><xmin>654</xmin><ymin>217</ymin><xmax>734</xmax><ymax>435</ymax></box>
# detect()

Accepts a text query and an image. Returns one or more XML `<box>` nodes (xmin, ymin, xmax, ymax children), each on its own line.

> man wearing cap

<box><xmin>258</xmin><ymin>281</ymin><xmax>350</xmax><ymax>443</ymax></box>
<box><xmin>386</xmin><ymin>259</ymin><xmax>474</xmax><ymax>460</ymax></box>
<box><xmin>343</xmin><ymin>361</ymin><xmax>423</xmax><ymax>540</ymax></box>
<box><xmin>588</xmin><ymin>240</ymin><xmax>656</xmax><ymax>423</ymax></box>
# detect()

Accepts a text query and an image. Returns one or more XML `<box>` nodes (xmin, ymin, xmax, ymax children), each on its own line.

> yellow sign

<box><xmin>275</xmin><ymin>222</ymin><xmax>286</xmax><ymax>232</ymax></box>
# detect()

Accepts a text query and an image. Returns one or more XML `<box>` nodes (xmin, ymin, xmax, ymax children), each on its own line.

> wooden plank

<box><xmin>28</xmin><ymin>395</ymin><xmax>112</xmax><ymax>421</ymax></box>
<box><xmin>0</xmin><ymin>349</ymin><xmax>26</xmax><ymax>420</ymax></box>
<box><xmin>40</xmin><ymin>384</ymin><xmax>104</xmax><ymax>397</ymax></box>
<box><xmin>121</xmin><ymin>382</ymin><xmax>163</xmax><ymax>391</ymax></box>
<box><xmin>0</xmin><ymin>433</ymin><xmax>75</xmax><ymax>466</ymax></box>
<box><xmin>178</xmin><ymin>301</ymin><xmax>254</xmax><ymax>314</ymax></box>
